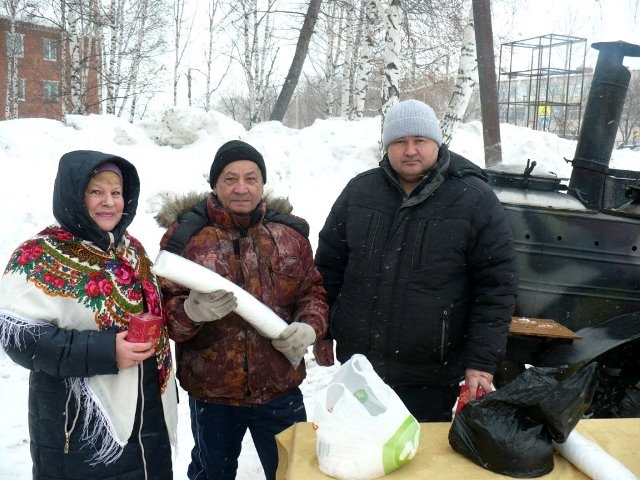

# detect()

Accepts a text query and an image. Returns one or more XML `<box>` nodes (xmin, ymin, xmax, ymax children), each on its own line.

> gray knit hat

<box><xmin>382</xmin><ymin>99</ymin><xmax>443</xmax><ymax>150</ymax></box>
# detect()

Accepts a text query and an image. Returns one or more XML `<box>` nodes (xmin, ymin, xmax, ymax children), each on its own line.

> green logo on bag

<box><xmin>382</xmin><ymin>416</ymin><xmax>420</xmax><ymax>473</ymax></box>
<box><xmin>353</xmin><ymin>388</ymin><xmax>369</xmax><ymax>403</ymax></box>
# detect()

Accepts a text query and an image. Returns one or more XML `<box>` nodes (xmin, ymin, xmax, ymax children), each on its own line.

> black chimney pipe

<box><xmin>568</xmin><ymin>41</ymin><xmax>640</xmax><ymax>210</ymax></box>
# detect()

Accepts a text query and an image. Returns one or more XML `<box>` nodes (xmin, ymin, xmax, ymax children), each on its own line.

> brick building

<box><xmin>0</xmin><ymin>17</ymin><xmax>100</xmax><ymax>120</ymax></box>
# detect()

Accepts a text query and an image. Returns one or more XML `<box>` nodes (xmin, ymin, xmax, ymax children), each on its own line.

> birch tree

<box><xmin>31</xmin><ymin>0</ymin><xmax>97</xmax><ymax>115</ymax></box>
<box><xmin>172</xmin><ymin>0</ymin><xmax>196</xmax><ymax>107</ymax></box>
<box><xmin>339</xmin><ymin>0</ymin><xmax>355</xmax><ymax>118</ymax></box>
<box><xmin>202</xmin><ymin>0</ymin><xmax>219</xmax><ymax>111</ymax></box>
<box><xmin>319</xmin><ymin>0</ymin><xmax>344</xmax><ymax>117</ymax></box>
<box><xmin>59</xmin><ymin>0</ymin><xmax>68</xmax><ymax>115</ymax></box>
<box><xmin>93</xmin><ymin>0</ymin><xmax>168</xmax><ymax>118</ymax></box>
<box><xmin>173</xmin><ymin>0</ymin><xmax>189</xmax><ymax>106</ymax></box>
<box><xmin>381</xmin><ymin>0</ymin><xmax>403</xmax><ymax>115</ymax></box>
<box><xmin>66</xmin><ymin>0</ymin><xmax>84</xmax><ymax>113</ymax></box>
<box><xmin>353</xmin><ymin>0</ymin><xmax>380</xmax><ymax>118</ymax></box>
<box><xmin>231</xmin><ymin>0</ymin><xmax>278</xmax><ymax>126</ymax></box>
<box><xmin>619</xmin><ymin>71</ymin><xmax>640</xmax><ymax>145</ymax></box>
<box><xmin>102</xmin><ymin>0</ymin><xmax>123</xmax><ymax>114</ymax></box>
<box><xmin>124</xmin><ymin>0</ymin><xmax>148</xmax><ymax>121</ymax></box>
<box><xmin>441</xmin><ymin>10</ymin><xmax>477</xmax><ymax>145</ymax></box>
<box><xmin>2</xmin><ymin>0</ymin><xmax>33</xmax><ymax>119</ymax></box>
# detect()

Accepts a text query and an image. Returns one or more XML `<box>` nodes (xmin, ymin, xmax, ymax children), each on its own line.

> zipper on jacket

<box><xmin>63</xmin><ymin>388</ymin><xmax>80</xmax><ymax>454</ymax></box>
<box><xmin>268</xmin><ymin>259</ymin><xmax>275</xmax><ymax>284</ymax></box>
<box><xmin>137</xmin><ymin>362</ymin><xmax>149</xmax><ymax>480</ymax></box>
<box><xmin>440</xmin><ymin>309</ymin><xmax>450</xmax><ymax>362</ymax></box>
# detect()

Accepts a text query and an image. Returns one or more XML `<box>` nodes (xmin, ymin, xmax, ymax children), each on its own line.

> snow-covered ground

<box><xmin>1</xmin><ymin>108</ymin><xmax>639</xmax><ymax>479</ymax></box>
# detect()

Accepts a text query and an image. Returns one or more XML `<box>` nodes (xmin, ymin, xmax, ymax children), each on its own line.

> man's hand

<box><xmin>464</xmin><ymin>368</ymin><xmax>494</xmax><ymax>399</ymax></box>
<box><xmin>184</xmin><ymin>289</ymin><xmax>237</xmax><ymax>323</ymax></box>
<box><xmin>313</xmin><ymin>339</ymin><xmax>335</xmax><ymax>366</ymax></box>
<box><xmin>272</xmin><ymin>322</ymin><xmax>316</xmax><ymax>367</ymax></box>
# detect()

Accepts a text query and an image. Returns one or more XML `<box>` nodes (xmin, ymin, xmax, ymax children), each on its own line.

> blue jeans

<box><xmin>187</xmin><ymin>389</ymin><xmax>306</xmax><ymax>480</ymax></box>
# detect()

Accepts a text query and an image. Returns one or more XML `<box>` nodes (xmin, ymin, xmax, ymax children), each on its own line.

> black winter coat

<box><xmin>315</xmin><ymin>145</ymin><xmax>517</xmax><ymax>387</ymax></box>
<box><xmin>5</xmin><ymin>330</ymin><xmax>172</xmax><ymax>480</ymax></box>
<box><xmin>0</xmin><ymin>151</ymin><xmax>173</xmax><ymax>479</ymax></box>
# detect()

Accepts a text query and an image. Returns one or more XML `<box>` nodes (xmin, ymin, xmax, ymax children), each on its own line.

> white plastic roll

<box><xmin>554</xmin><ymin>430</ymin><xmax>638</xmax><ymax>480</ymax></box>
<box><xmin>152</xmin><ymin>250</ymin><xmax>287</xmax><ymax>339</ymax></box>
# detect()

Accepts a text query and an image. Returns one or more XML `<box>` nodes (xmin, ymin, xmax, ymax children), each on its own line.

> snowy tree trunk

<box><xmin>237</xmin><ymin>0</ymin><xmax>277</xmax><ymax>127</ymax></box>
<box><xmin>88</xmin><ymin>0</ymin><xmax>101</xmax><ymax>114</ymax></box>
<box><xmin>104</xmin><ymin>0</ymin><xmax>120</xmax><ymax>115</ymax></box>
<box><xmin>253</xmin><ymin>2</ymin><xmax>273</xmax><ymax>124</ymax></box>
<box><xmin>81</xmin><ymin>36</ymin><xmax>92</xmax><ymax>107</ymax></box>
<box><xmin>5</xmin><ymin>15</ymin><xmax>19</xmax><ymax>119</ymax></box>
<box><xmin>243</xmin><ymin>0</ymin><xmax>256</xmax><ymax>124</ymax></box>
<box><xmin>472</xmin><ymin>0</ymin><xmax>502</xmax><ymax>166</ymax></box>
<box><xmin>128</xmin><ymin>0</ymin><xmax>149</xmax><ymax>122</ymax></box>
<box><xmin>270</xmin><ymin>0</ymin><xmax>322</xmax><ymax>122</ymax></box>
<box><xmin>59</xmin><ymin>2</ymin><xmax>68</xmax><ymax>116</ymax></box>
<box><xmin>353</xmin><ymin>0</ymin><xmax>380</xmax><ymax>119</ymax></box>
<box><xmin>67</xmin><ymin>0</ymin><xmax>84</xmax><ymax>114</ymax></box>
<box><xmin>381</xmin><ymin>0</ymin><xmax>403</xmax><ymax>117</ymax></box>
<box><xmin>322</xmin><ymin>0</ymin><xmax>342</xmax><ymax>117</ymax></box>
<box><xmin>441</xmin><ymin>11</ymin><xmax>477</xmax><ymax>145</ymax></box>
<box><xmin>204</xmin><ymin>0</ymin><xmax>218</xmax><ymax>111</ymax></box>
<box><xmin>340</xmin><ymin>0</ymin><xmax>354</xmax><ymax>118</ymax></box>
<box><xmin>173</xmin><ymin>0</ymin><xmax>186</xmax><ymax>107</ymax></box>
<box><xmin>2</xmin><ymin>0</ymin><xmax>34</xmax><ymax>119</ymax></box>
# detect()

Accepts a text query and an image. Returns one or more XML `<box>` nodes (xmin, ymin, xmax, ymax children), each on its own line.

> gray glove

<box><xmin>183</xmin><ymin>289</ymin><xmax>237</xmax><ymax>323</ymax></box>
<box><xmin>271</xmin><ymin>322</ymin><xmax>316</xmax><ymax>367</ymax></box>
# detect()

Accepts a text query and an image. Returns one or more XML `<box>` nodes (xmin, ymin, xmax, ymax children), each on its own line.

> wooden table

<box><xmin>276</xmin><ymin>418</ymin><xmax>640</xmax><ymax>479</ymax></box>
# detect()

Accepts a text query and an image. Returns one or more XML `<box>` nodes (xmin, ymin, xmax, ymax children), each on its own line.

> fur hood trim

<box><xmin>154</xmin><ymin>191</ymin><xmax>293</xmax><ymax>228</ymax></box>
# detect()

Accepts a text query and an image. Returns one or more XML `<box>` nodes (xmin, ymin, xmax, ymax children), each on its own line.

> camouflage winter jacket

<box><xmin>157</xmin><ymin>192</ymin><xmax>328</xmax><ymax>405</ymax></box>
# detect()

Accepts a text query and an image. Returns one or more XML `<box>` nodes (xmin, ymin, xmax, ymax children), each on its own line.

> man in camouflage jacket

<box><xmin>157</xmin><ymin>140</ymin><xmax>328</xmax><ymax>480</ymax></box>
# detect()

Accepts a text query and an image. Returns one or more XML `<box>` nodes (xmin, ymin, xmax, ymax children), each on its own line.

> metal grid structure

<box><xmin>498</xmin><ymin>34</ymin><xmax>587</xmax><ymax>139</ymax></box>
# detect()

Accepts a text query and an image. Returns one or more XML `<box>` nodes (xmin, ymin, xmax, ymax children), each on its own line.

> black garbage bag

<box><xmin>448</xmin><ymin>362</ymin><xmax>599</xmax><ymax>478</ymax></box>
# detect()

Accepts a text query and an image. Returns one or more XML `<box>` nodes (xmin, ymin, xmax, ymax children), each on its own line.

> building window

<box><xmin>43</xmin><ymin>81</ymin><xmax>59</xmax><ymax>103</ymax></box>
<box><xmin>17</xmin><ymin>78</ymin><xmax>25</xmax><ymax>100</ymax></box>
<box><xmin>43</xmin><ymin>38</ymin><xmax>57</xmax><ymax>60</ymax></box>
<box><xmin>6</xmin><ymin>32</ymin><xmax>24</xmax><ymax>57</ymax></box>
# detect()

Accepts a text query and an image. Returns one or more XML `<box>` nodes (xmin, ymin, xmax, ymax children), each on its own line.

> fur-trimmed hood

<box><xmin>155</xmin><ymin>191</ymin><xmax>294</xmax><ymax>229</ymax></box>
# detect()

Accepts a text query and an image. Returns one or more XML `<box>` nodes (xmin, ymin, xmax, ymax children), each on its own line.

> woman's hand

<box><xmin>115</xmin><ymin>331</ymin><xmax>155</xmax><ymax>370</ymax></box>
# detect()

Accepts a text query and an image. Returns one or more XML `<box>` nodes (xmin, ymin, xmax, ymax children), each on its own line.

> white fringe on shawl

<box><xmin>0</xmin><ymin>311</ymin><xmax>127</xmax><ymax>463</ymax></box>
<box><xmin>0</xmin><ymin>309</ymin><xmax>178</xmax><ymax>465</ymax></box>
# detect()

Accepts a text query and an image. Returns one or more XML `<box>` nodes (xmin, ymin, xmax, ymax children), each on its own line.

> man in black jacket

<box><xmin>314</xmin><ymin>99</ymin><xmax>518</xmax><ymax>421</ymax></box>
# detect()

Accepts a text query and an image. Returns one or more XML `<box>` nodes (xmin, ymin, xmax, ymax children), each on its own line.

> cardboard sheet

<box><xmin>276</xmin><ymin>419</ymin><xmax>640</xmax><ymax>479</ymax></box>
<box><xmin>509</xmin><ymin>316</ymin><xmax>581</xmax><ymax>339</ymax></box>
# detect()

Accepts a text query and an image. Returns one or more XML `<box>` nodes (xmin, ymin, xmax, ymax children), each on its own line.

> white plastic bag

<box><xmin>312</xmin><ymin>354</ymin><xmax>421</xmax><ymax>480</ymax></box>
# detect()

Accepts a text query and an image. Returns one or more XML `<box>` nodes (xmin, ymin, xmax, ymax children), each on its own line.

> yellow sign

<box><xmin>538</xmin><ymin>105</ymin><xmax>551</xmax><ymax>118</ymax></box>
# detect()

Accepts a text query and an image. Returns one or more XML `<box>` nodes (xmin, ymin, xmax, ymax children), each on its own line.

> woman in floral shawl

<box><xmin>0</xmin><ymin>150</ymin><xmax>177</xmax><ymax>480</ymax></box>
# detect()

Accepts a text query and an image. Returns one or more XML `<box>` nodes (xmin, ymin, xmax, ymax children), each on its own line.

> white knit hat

<box><xmin>382</xmin><ymin>99</ymin><xmax>443</xmax><ymax>150</ymax></box>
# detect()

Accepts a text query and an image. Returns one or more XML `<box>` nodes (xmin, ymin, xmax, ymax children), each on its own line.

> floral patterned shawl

<box><xmin>0</xmin><ymin>225</ymin><xmax>177</xmax><ymax>463</ymax></box>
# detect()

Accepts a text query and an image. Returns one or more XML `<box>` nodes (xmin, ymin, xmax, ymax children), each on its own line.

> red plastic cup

<box><xmin>127</xmin><ymin>313</ymin><xmax>163</xmax><ymax>343</ymax></box>
<box><xmin>454</xmin><ymin>384</ymin><xmax>486</xmax><ymax>415</ymax></box>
